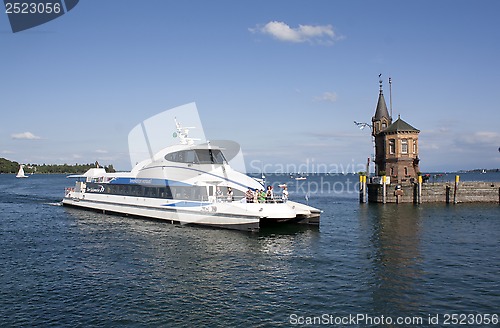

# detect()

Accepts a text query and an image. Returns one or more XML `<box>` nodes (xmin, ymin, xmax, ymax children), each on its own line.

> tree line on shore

<box><xmin>0</xmin><ymin>158</ymin><xmax>116</xmax><ymax>174</ymax></box>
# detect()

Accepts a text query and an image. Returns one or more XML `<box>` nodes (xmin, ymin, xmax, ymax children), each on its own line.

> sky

<box><xmin>1</xmin><ymin>0</ymin><xmax>499</xmax><ymax>173</ymax></box>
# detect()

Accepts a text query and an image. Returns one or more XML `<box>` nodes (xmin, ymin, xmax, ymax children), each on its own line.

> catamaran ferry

<box><xmin>62</xmin><ymin>121</ymin><xmax>321</xmax><ymax>231</ymax></box>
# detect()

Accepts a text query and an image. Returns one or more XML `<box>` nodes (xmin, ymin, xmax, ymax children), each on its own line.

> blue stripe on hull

<box><xmin>109</xmin><ymin>177</ymin><xmax>191</xmax><ymax>187</ymax></box>
<box><xmin>163</xmin><ymin>201</ymin><xmax>212</xmax><ymax>207</ymax></box>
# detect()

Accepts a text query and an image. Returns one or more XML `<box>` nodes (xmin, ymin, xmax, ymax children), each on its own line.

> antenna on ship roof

<box><xmin>174</xmin><ymin>117</ymin><xmax>198</xmax><ymax>145</ymax></box>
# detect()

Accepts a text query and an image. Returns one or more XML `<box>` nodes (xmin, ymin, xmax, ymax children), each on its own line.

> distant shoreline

<box><xmin>0</xmin><ymin>157</ymin><xmax>116</xmax><ymax>175</ymax></box>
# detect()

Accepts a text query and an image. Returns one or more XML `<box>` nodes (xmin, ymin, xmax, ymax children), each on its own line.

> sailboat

<box><xmin>16</xmin><ymin>165</ymin><xmax>29</xmax><ymax>178</ymax></box>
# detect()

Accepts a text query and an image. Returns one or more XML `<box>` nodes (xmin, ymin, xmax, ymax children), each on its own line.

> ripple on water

<box><xmin>0</xmin><ymin>175</ymin><xmax>499</xmax><ymax>326</ymax></box>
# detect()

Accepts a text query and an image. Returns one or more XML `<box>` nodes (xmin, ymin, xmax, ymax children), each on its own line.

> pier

<box><xmin>359</xmin><ymin>77</ymin><xmax>498</xmax><ymax>205</ymax></box>
<box><xmin>361</xmin><ymin>176</ymin><xmax>500</xmax><ymax>204</ymax></box>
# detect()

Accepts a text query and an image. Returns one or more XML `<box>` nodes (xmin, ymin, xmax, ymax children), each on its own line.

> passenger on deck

<box><xmin>266</xmin><ymin>185</ymin><xmax>274</xmax><ymax>203</ymax></box>
<box><xmin>245</xmin><ymin>188</ymin><xmax>254</xmax><ymax>203</ymax></box>
<box><xmin>216</xmin><ymin>187</ymin><xmax>223</xmax><ymax>202</ymax></box>
<box><xmin>258</xmin><ymin>189</ymin><xmax>266</xmax><ymax>203</ymax></box>
<box><xmin>281</xmin><ymin>186</ymin><xmax>288</xmax><ymax>202</ymax></box>
<box><xmin>227</xmin><ymin>187</ymin><xmax>234</xmax><ymax>202</ymax></box>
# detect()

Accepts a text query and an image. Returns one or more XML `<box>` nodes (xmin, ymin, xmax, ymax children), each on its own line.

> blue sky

<box><xmin>1</xmin><ymin>0</ymin><xmax>499</xmax><ymax>172</ymax></box>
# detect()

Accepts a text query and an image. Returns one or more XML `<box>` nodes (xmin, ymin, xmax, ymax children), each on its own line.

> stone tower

<box><xmin>372</xmin><ymin>80</ymin><xmax>421</xmax><ymax>183</ymax></box>
<box><xmin>372</xmin><ymin>79</ymin><xmax>392</xmax><ymax>175</ymax></box>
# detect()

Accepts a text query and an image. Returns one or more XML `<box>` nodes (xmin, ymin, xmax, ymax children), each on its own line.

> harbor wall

<box><xmin>366</xmin><ymin>181</ymin><xmax>500</xmax><ymax>204</ymax></box>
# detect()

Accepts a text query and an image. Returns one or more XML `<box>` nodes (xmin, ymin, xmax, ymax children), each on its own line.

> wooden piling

<box><xmin>362</xmin><ymin>175</ymin><xmax>367</xmax><ymax>203</ymax></box>
<box><xmin>417</xmin><ymin>175</ymin><xmax>422</xmax><ymax>204</ymax></box>
<box><xmin>453</xmin><ymin>175</ymin><xmax>459</xmax><ymax>204</ymax></box>
<box><xmin>359</xmin><ymin>175</ymin><xmax>365</xmax><ymax>203</ymax></box>
<box><xmin>382</xmin><ymin>175</ymin><xmax>387</xmax><ymax>204</ymax></box>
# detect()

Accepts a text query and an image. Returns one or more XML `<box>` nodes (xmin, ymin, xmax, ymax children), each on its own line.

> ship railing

<box><xmin>213</xmin><ymin>195</ymin><xmax>287</xmax><ymax>204</ymax></box>
<box><xmin>214</xmin><ymin>195</ymin><xmax>244</xmax><ymax>203</ymax></box>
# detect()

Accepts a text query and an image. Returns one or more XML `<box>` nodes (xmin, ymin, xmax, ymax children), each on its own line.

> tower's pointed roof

<box><xmin>373</xmin><ymin>84</ymin><xmax>390</xmax><ymax>121</ymax></box>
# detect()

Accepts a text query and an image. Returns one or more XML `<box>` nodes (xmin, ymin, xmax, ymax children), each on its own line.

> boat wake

<box><xmin>46</xmin><ymin>202</ymin><xmax>63</xmax><ymax>207</ymax></box>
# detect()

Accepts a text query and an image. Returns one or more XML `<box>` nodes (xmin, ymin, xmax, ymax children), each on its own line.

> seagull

<box><xmin>354</xmin><ymin>121</ymin><xmax>370</xmax><ymax>130</ymax></box>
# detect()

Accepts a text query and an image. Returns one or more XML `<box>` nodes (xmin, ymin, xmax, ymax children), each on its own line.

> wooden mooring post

<box><xmin>453</xmin><ymin>175</ymin><xmax>459</xmax><ymax>204</ymax></box>
<box><xmin>417</xmin><ymin>175</ymin><xmax>422</xmax><ymax>204</ymax></box>
<box><xmin>359</xmin><ymin>175</ymin><xmax>367</xmax><ymax>203</ymax></box>
<box><xmin>382</xmin><ymin>175</ymin><xmax>387</xmax><ymax>204</ymax></box>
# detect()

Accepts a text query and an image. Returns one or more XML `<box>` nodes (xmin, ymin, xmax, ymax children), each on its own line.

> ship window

<box><xmin>165</xmin><ymin>149</ymin><xmax>226</xmax><ymax>164</ymax></box>
<box><xmin>212</xmin><ymin>150</ymin><xmax>226</xmax><ymax>164</ymax></box>
<box><xmin>165</xmin><ymin>150</ymin><xmax>198</xmax><ymax>163</ymax></box>
<box><xmin>195</xmin><ymin>149</ymin><xmax>226</xmax><ymax>164</ymax></box>
<box><xmin>185</xmin><ymin>151</ymin><xmax>197</xmax><ymax>163</ymax></box>
<box><xmin>401</xmin><ymin>139</ymin><xmax>408</xmax><ymax>154</ymax></box>
<box><xmin>195</xmin><ymin>150</ymin><xmax>212</xmax><ymax>163</ymax></box>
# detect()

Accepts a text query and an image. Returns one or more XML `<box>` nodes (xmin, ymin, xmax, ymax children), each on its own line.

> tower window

<box><xmin>401</xmin><ymin>139</ymin><xmax>408</xmax><ymax>154</ymax></box>
<box><xmin>389</xmin><ymin>139</ymin><xmax>395</xmax><ymax>154</ymax></box>
<box><xmin>382</xmin><ymin>122</ymin><xmax>387</xmax><ymax>129</ymax></box>
<box><xmin>413</xmin><ymin>141</ymin><xmax>417</xmax><ymax>154</ymax></box>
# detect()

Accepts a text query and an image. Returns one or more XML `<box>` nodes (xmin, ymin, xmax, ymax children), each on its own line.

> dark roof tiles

<box><xmin>373</xmin><ymin>91</ymin><xmax>391</xmax><ymax>121</ymax></box>
<box><xmin>382</xmin><ymin>117</ymin><xmax>419</xmax><ymax>133</ymax></box>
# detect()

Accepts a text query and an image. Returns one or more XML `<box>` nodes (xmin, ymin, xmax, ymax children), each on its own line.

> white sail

<box><xmin>16</xmin><ymin>165</ymin><xmax>28</xmax><ymax>178</ymax></box>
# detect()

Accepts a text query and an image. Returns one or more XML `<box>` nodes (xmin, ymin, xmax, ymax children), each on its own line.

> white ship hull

<box><xmin>62</xmin><ymin>189</ymin><xmax>319</xmax><ymax>231</ymax></box>
<box><xmin>61</xmin><ymin>118</ymin><xmax>321</xmax><ymax>231</ymax></box>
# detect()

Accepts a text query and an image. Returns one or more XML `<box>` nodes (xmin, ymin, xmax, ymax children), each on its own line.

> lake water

<box><xmin>0</xmin><ymin>173</ymin><xmax>499</xmax><ymax>327</ymax></box>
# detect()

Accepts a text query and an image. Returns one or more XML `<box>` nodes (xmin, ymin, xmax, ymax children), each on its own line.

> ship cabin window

<box><xmin>88</xmin><ymin>182</ymin><xmax>212</xmax><ymax>200</ymax></box>
<box><xmin>165</xmin><ymin>149</ymin><xmax>226</xmax><ymax>164</ymax></box>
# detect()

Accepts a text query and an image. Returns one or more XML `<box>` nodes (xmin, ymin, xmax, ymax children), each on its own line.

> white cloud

<box><xmin>249</xmin><ymin>21</ymin><xmax>342</xmax><ymax>45</ymax></box>
<box><xmin>417</xmin><ymin>129</ymin><xmax>500</xmax><ymax>171</ymax></box>
<box><xmin>418</xmin><ymin>142</ymin><xmax>440</xmax><ymax>150</ymax></box>
<box><xmin>307</xmin><ymin>131</ymin><xmax>366</xmax><ymax>139</ymax></box>
<box><xmin>417</xmin><ymin>130</ymin><xmax>500</xmax><ymax>155</ymax></box>
<box><xmin>457</xmin><ymin>131</ymin><xmax>500</xmax><ymax>146</ymax></box>
<box><xmin>314</xmin><ymin>91</ymin><xmax>338</xmax><ymax>103</ymax></box>
<box><xmin>95</xmin><ymin>149</ymin><xmax>108</xmax><ymax>154</ymax></box>
<box><xmin>11</xmin><ymin>132</ymin><xmax>41</xmax><ymax>140</ymax></box>
<box><xmin>1</xmin><ymin>150</ymin><xmax>14</xmax><ymax>154</ymax></box>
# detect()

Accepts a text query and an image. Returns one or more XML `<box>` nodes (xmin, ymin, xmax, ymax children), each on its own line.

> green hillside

<box><xmin>0</xmin><ymin>158</ymin><xmax>115</xmax><ymax>174</ymax></box>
